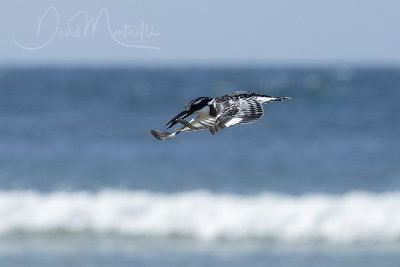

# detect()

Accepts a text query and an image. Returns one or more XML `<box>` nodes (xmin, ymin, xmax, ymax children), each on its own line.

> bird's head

<box><xmin>165</xmin><ymin>97</ymin><xmax>212</xmax><ymax>129</ymax></box>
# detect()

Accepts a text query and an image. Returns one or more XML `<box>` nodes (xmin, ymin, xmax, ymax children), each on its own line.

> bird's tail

<box><xmin>257</xmin><ymin>95</ymin><xmax>291</xmax><ymax>104</ymax></box>
<box><xmin>271</xmin><ymin>96</ymin><xmax>291</xmax><ymax>101</ymax></box>
<box><xmin>150</xmin><ymin>129</ymin><xmax>178</xmax><ymax>140</ymax></box>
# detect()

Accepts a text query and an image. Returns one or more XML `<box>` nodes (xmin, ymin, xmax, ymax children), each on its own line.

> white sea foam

<box><xmin>1</xmin><ymin>190</ymin><xmax>400</xmax><ymax>243</ymax></box>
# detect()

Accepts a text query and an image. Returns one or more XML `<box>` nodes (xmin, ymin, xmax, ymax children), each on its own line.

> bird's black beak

<box><xmin>165</xmin><ymin>110</ymin><xmax>192</xmax><ymax>129</ymax></box>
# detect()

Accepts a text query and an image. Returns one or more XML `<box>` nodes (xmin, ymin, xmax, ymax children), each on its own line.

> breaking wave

<box><xmin>1</xmin><ymin>190</ymin><xmax>400</xmax><ymax>243</ymax></box>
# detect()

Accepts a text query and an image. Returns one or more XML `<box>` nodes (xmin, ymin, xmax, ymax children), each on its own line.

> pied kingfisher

<box><xmin>150</xmin><ymin>91</ymin><xmax>290</xmax><ymax>140</ymax></box>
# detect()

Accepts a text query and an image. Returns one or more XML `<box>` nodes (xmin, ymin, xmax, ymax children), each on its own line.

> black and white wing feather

<box><xmin>151</xmin><ymin>114</ymin><xmax>216</xmax><ymax>140</ymax></box>
<box><xmin>178</xmin><ymin>114</ymin><xmax>217</xmax><ymax>132</ymax></box>
<box><xmin>189</xmin><ymin>115</ymin><xmax>217</xmax><ymax>130</ymax></box>
<box><xmin>210</xmin><ymin>93</ymin><xmax>264</xmax><ymax>134</ymax></box>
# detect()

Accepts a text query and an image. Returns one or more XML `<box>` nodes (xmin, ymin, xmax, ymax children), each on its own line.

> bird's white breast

<box><xmin>195</xmin><ymin>105</ymin><xmax>210</xmax><ymax>115</ymax></box>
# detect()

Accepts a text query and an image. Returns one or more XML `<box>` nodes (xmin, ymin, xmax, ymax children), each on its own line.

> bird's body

<box><xmin>151</xmin><ymin>91</ymin><xmax>290</xmax><ymax>140</ymax></box>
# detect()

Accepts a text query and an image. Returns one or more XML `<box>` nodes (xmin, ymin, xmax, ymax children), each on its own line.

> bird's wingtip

<box><xmin>150</xmin><ymin>129</ymin><xmax>176</xmax><ymax>140</ymax></box>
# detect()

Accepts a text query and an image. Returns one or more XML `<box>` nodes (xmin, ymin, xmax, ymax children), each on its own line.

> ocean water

<box><xmin>0</xmin><ymin>66</ymin><xmax>399</xmax><ymax>266</ymax></box>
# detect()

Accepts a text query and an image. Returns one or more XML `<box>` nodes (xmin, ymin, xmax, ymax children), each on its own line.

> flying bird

<box><xmin>150</xmin><ymin>91</ymin><xmax>290</xmax><ymax>140</ymax></box>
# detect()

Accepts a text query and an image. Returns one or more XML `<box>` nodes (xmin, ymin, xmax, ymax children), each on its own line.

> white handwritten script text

<box><xmin>13</xmin><ymin>7</ymin><xmax>160</xmax><ymax>50</ymax></box>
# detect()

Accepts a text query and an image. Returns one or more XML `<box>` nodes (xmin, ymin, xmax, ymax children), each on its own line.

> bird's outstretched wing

<box><xmin>209</xmin><ymin>97</ymin><xmax>264</xmax><ymax>134</ymax></box>
<box><xmin>180</xmin><ymin>115</ymin><xmax>217</xmax><ymax>132</ymax></box>
<box><xmin>150</xmin><ymin>115</ymin><xmax>216</xmax><ymax>140</ymax></box>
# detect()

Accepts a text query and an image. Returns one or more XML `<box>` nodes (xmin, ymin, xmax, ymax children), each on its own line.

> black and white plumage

<box><xmin>150</xmin><ymin>91</ymin><xmax>290</xmax><ymax>140</ymax></box>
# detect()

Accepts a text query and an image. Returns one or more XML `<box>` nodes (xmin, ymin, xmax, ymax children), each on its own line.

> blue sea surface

<box><xmin>0</xmin><ymin>66</ymin><xmax>399</xmax><ymax>266</ymax></box>
<box><xmin>0</xmin><ymin>67</ymin><xmax>399</xmax><ymax>193</ymax></box>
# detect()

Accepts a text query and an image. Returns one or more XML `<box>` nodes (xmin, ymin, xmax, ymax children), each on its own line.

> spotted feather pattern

<box><xmin>210</xmin><ymin>92</ymin><xmax>266</xmax><ymax>133</ymax></box>
<box><xmin>178</xmin><ymin>115</ymin><xmax>217</xmax><ymax>132</ymax></box>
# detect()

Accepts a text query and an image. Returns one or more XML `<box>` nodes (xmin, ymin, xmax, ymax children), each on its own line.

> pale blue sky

<box><xmin>1</xmin><ymin>0</ymin><xmax>400</xmax><ymax>66</ymax></box>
